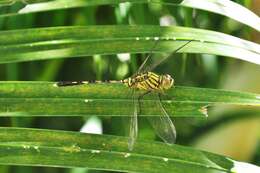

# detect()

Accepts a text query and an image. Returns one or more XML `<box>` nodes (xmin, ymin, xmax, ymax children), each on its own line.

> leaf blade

<box><xmin>0</xmin><ymin>26</ymin><xmax>259</xmax><ymax>64</ymax></box>
<box><xmin>0</xmin><ymin>81</ymin><xmax>259</xmax><ymax>117</ymax></box>
<box><xmin>1</xmin><ymin>0</ymin><xmax>259</xmax><ymax>31</ymax></box>
<box><xmin>0</xmin><ymin>127</ymin><xmax>256</xmax><ymax>173</ymax></box>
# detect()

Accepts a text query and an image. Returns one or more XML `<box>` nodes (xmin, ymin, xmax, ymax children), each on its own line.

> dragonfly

<box><xmin>57</xmin><ymin>40</ymin><xmax>191</xmax><ymax>150</ymax></box>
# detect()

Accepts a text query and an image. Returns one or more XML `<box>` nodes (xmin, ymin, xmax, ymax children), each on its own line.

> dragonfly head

<box><xmin>161</xmin><ymin>74</ymin><xmax>174</xmax><ymax>90</ymax></box>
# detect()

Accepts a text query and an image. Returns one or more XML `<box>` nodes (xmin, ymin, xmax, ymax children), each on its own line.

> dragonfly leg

<box><xmin>159</xmin><ymin>92</ymin><xmax>174</xmax><ymax>101</ymax></box>
<box><xmin>158</xmin><ymin>93</ymin><xmax>162</xmax><ymax>101</ymax></box>
<box><xmin>159</xmin><ymin>91</ymin><xmax>174</xmax><ymax>101</ymax></box>
<box><xmin>158</xmin><ymin>93</ymin><xmax>172</xmax><ymax>106</ymax></box>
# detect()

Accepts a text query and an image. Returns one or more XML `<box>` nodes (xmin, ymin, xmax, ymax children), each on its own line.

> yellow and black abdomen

<box><xmin>123</xmin><ymin>72</ymin><xmax>162</xmax><ymax>91</ymax></box>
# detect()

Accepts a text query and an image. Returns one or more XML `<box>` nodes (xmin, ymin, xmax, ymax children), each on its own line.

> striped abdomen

<box><xmin>56</xmin><ymin>71</ymin><xmax>174</xmax><ymax>91</ymax></box>
<box><xmin>122</xmin><ymin>72</ymin><xmax>162</xmax><ymax>91</ymax></box>
<box><xmin>56</xmin><ymin>80</ymin><xmax>120</xmax><ymax>87</ymax></box>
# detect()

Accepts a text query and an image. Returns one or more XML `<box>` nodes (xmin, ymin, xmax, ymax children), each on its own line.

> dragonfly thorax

<box><xmin>123</xmin><ymin>72</ymin><xmax>174</xmax><ymax>91</ymax></box>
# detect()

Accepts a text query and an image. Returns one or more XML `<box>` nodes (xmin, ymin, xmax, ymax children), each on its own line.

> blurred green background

<box><xmin>0</xmin><ymin>0</ymin><xmax>259</xmax><ymax>172</ymax></box>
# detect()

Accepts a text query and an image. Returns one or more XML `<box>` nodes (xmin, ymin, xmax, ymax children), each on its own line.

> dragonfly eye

<box><xmin>168</xmin><ymin>75</ymin><xmax>174</xmax><ymax>87</ymax></box>
<box><xmin>162</xmin><ymin>74</ymin><xmax>174</xmax><ymax>89</ymax></box>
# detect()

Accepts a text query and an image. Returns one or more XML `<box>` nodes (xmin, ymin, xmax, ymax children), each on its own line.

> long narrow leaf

<box><xmin>0</xmin><ymin>81</ymin><xmax>259</xmax><ymax>117</ymax></box>
<box><xmin>181</xmin><ymin>0</ymin><xmax>260</xmax><ymax>31</ymax></box>
<box><xmin>0</xmin><ymin>26</ymin><xmax>259</xmax><ymax>64</ymax></box>
<box><xmin>1</xmin><ymin>0</ymin><xmax>259</xmax><ymax>31</ymax></box>
<box><xmin>0</xmin><ymin>127</ymin><xmax>259</xmax><ymax>173</ymax></box>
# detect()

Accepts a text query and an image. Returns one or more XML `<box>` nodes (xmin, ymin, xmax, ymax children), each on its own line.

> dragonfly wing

<box><xmin>148</xmin><ymin>40</ymin><xmax>192</xmax><ymax>72</ymax></box>
<box><xmin>128</xmin><ymin>89</ymin><xmax>138</xmax><ymax>151</ymax></box>
<box><xmin>147</xmin><ymin>94</ymin><xmax>176</xmax><ymax>144</ymax></box>
<box><xmin>134</xmin><ymin>40</ymin><xmax>159</xmax><ymax>76</ymax></box>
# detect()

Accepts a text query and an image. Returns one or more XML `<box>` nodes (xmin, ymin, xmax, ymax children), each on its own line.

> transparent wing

<box><xmin>135</xmin><ymin>41</ymin><xmax>159</xmax><ymax>74</ymax></box>
<box><xmin>147</xmin><ymin>93</ymin><xmax>176</xmax><ymax>144</ymax></box>
<box><xmin>134</xmin><ymin>40</ymin><xmax>192</xmax><ymax>75</ymax></box>
<box><xmin>128</xmin><ymin>89</ymin><xmax>138</xmax><ymax>151</ymax></box>
<box><xmin>147</xmin><ymin>40</ymin><xmax>192</xmax><ymax>72</ymax></box>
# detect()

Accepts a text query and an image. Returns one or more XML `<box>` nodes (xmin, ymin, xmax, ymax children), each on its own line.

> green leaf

<box><xmin>0</xmin><ymin>127</ymin><xmax>259</xmax><ymax>173</ymax></box>
<box><xmin>1</xmin><ymin>0</ymin><xmax>259</xmax><ymax>31</ymax></box>
<box><xmin>0</xmin><ymin>81</ymin><xmax>259</xmax><ymax>117</ymax></box>
<box><xmin>0</xmin><ymin>25</ymin><xmax>259</xmax><ymax>64</ymax></box>
<box><xmin>181</xmin><ymin>0</ymin><xmax>260</xmax><ymax>31</ymax></box>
